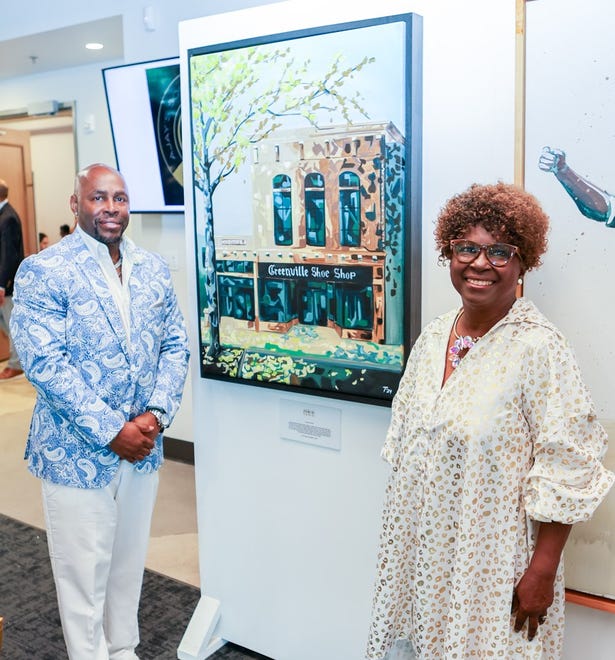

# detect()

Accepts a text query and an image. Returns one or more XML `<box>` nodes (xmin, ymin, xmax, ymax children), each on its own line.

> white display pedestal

<box><xmin>177</xmin><ymin>596</ymin><xmax>225</xmax><ymax>660</ymax></box>
<box><xmin>178</xmin><ymin>1</ymin><xmax>515</xmax><ymax>658</ymax></box>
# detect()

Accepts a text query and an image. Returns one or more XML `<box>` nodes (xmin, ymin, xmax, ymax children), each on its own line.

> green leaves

<box><xmin>190</xmin><ymin>43</ymin><xmax>375</xmax><ymax>192</ymax></box>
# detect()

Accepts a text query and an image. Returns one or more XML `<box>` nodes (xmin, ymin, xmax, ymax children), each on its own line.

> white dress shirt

<box><xmin>75</xmin><ymin>225</ymin><xmax>134</xmax><ymax>347</ymax></box>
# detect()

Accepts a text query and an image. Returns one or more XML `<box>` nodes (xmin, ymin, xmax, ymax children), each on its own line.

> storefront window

<box><xmin>259</xmin><ymin>279</ymin><xmax>294</xmax><ymax>322</ymax></box>
<box><xmin>218</xmin><ymin>275</ymin><xmax>255</xmax><ymax>321</ymax></box>
<box><xmin>334</xmin><ymin>285</ymin><xmax>373</xmax><ymax>329</ymax></box>
<box><xmin>215</xmin><ymin>260</ymin><xmax>254</xmax><ymax>273</ymax></box>
<box><xmin>298</xmin><ymin>281</ymin><xmax>329</xmax><ymax>326</ymax></box>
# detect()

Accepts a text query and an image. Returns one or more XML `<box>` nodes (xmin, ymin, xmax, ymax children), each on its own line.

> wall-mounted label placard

<box><xmin>280</xmin><ymin>398</ymin><xmax>341</xmax><ymax>451</ymax></box>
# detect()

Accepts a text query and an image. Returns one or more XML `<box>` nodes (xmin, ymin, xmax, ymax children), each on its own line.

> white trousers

<box><xmin>42</xmin><ymin>461</ymin><xmax>159</xmax><ymax>660</ymax></box>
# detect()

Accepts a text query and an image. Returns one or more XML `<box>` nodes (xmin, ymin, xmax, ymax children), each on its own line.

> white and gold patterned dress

<box><xmin>366</xmin><ymin>298</ymin><xmax>614</xmax><ymax>660</ymax></box>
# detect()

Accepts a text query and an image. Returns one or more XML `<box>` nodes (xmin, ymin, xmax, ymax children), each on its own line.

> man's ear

<box><xmin>69</xmin><ymin>194</ymin><xmax>78</xmax><ymax>217</ymax></box>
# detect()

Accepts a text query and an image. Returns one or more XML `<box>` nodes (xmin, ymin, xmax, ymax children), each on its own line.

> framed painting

<box><xmin>187</xmin><ymin>12</ymin><xmax>422</xmax><ymax>405</ymax></box>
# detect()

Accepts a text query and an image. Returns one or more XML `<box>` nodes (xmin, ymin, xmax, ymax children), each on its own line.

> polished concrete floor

<box><xmin>0</xmin><ymin>360</ymin><xmax>200</xmax><ymax>588</ymax></box>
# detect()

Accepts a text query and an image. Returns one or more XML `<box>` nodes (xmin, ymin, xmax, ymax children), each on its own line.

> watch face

<box><xmin>150</xmin><ymin>409</ymin><xmax>168</xmax><ymax>430</ymax></box>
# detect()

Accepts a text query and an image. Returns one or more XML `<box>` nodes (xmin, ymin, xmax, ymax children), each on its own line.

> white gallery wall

<box><xmin>30</xmin><ymin>128</ymin><xmax>76</xmax><ymax>245</ymax></box>
<box><xmin>0</xmin><ymin>1</ymin><xmax>613</xmax><ymax>658</ymax></box>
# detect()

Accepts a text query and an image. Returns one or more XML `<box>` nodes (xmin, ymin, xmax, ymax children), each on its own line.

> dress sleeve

<box><xmin>381</xmin><ymin>330</ymin><xmax>427</xmax><ymax>466</ymax></box>
<box><xmin>523</xmin><ymin>331</ymin><xmax>614</xmax><ymax>523</ymax></box>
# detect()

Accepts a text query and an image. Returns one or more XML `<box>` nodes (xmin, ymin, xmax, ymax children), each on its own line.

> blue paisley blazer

<box><xmin>10</xmin><ymin>231</ymin><xmax>190</xmax><ymax>488</ymax></box>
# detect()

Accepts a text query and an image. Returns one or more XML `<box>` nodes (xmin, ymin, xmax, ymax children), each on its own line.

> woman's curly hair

<box><xmin>434</xmin><ymin>182</ymin><xmax>550</xmax><ymax>271</ymax></box>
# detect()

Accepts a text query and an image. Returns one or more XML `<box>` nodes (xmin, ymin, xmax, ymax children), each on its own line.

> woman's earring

<box><xmin>517</xmin><ymin>277</ymin><xmax>523</xmax><ymax>286</ymax></box>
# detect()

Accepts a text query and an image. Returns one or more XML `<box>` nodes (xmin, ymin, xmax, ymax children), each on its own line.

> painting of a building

<box><xmin>189</xmin><ymin>11</ymin><xmax>423</xmax><ymax>404</ymax></box>
<box><xmin>214</xmin><ymin>121</ymin><xmax>406</xmax><ymax>352</ymax></box>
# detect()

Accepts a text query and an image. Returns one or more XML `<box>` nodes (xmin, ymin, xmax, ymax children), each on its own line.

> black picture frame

<box><xmin>188</xmin><ymin>12</ymin><xmax>422</xmax><ymax>405</ymax></box>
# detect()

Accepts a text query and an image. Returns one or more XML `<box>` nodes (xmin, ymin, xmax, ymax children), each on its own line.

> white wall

<box><xmin>30</xmin><ymin>129</ymin><xmax>76</xmax><ymax>244</ymax></box>
<box><xmin>563</xmin><ymin>602</ymin><xmax>615</xmax><ymax>660</ymax></box>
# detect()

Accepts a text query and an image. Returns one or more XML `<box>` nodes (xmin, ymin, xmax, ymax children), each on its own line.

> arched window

<box><xmin>339</xmin><ymin>172</ymin><xmax>361</xmax><ymax>246</ymax></box>
<box><xmin>304</xmin><ymin>172</ymin><xmax>325</xmax><ymax>246</ymax></box>
<box><xmin>272</xmin><ymin>174</ymin><xmax>292</xmax><ymax>245</ymax></box>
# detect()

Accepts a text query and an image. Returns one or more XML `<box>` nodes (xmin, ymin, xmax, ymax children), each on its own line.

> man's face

<box><xmin>70</xmin><ymin>166</ymin><xmax>130</xmax><ymax>246</ymax></box>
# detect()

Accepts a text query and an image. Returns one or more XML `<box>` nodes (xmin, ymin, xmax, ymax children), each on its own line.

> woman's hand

<box><xmin>512</xmin><ymin>521</ymin><xmax>572</xmax><ymax>641</ymax></box>
<box><xmin>512</xmin><ymin>566</ymin><xmax>554</xmax><ymax>641</ymax></box>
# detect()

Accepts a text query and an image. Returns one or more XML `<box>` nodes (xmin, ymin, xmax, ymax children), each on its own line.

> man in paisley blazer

<box><xmin>10</xmin><ymin>163</ymin><xmax>190</xmax><ymax>660</ymax></box>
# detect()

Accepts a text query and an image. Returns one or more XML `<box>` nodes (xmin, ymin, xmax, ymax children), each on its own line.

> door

<box><xmin>0</xmin><ymin>128</ymin><xmax>35</xmax><ymax>360</ymax></box>
<box><xmin>298</xmin><ymin>281</ymin><xmax>329</xmax><ymax>326</ymax></box>
<box><xmin>0</xmin><ymin>127</ymin><xmax>35</xmax><ymax>255</ymax></box>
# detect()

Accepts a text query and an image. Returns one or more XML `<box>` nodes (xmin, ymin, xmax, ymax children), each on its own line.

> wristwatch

<box><xmin>147</xmin><ymin>407</ymin><xmax>170</xmax><ymax>432</ymax></box>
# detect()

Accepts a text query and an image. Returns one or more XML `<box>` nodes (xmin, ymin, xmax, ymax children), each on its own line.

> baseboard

<box><xmin>163</xmin><ymin>436</ymin><xmax>194</xmax><ymax>465</ymax></box>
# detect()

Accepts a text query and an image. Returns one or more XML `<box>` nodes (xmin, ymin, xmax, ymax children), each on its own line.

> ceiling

<box><xmin>0</xmin><ymin>16</ymin><xmax>124</xmax><ymax>82</ymax></box>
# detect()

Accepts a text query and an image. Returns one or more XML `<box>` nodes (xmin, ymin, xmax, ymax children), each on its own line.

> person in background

<box><xmin>59</xmin><ymin>223</ymin><xmax>71</xmax><ymax>238</ymax></box>
<box><xmin>366</xmin><ymin>182</ymin><xmax>614</xmax><ymax>660</ymax></box>
<box><xmin>10</xmin><ymin>163</ymin><xmax>190</xmax><ymax>659</ymax></box>
<box><xmin>38</xmin><ymin>232</ymin><xmax>49</xmax><ymax>250</ymax></box>
<box><xmin>0</xmin><ymin>177</ymin><xmax>25</xmax><ymax>381</ymax></box>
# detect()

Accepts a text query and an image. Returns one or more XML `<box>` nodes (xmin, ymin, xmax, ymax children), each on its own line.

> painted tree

<box><xmin>190</xmin><ymin>43</ymin><xmax>374</xmax><ymax>357</ymax></box>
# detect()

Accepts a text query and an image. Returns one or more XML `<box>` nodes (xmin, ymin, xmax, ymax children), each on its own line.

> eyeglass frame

<box><xmin>449</xmin><ymin>239</ymin><xmax>521</xmax><ymax>268</ymax></box>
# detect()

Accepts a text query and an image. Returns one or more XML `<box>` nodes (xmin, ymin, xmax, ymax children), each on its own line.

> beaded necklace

<box><xmin>448</xmin><ymin>310</ymin><xmax>482</xmax><ymax>368</ymax></box>
<box><xmin>112</xmin><ymin>255</ymin><xmax>122</xmax><ymax>281</ymax></box>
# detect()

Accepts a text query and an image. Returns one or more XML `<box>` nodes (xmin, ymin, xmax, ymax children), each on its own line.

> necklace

<box><xmin>449</xmin><ymin>310</ymin><xmax>481</xmax><ymax>368</ymax></box>
<box><xmin>112</xmin><ymin>254</ymin><xmax>122</xmax><ymax>282</ymax></box>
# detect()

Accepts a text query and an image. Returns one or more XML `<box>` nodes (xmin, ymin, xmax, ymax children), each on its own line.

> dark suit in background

<box><xmin>0</xmin><ymin>178</ymin><xmax>25</xmax><ymax>379</ymax></box>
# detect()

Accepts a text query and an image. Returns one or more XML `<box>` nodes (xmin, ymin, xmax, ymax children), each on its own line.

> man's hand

<box><xmin>109</xmin><ymin>421</ymin><xmax>156</xmax><ymax>463</ymax></box>
<box><xmin>131</xmin><ymin>411</ymin><xmax>160</xmax><ymax>442</ymax></box>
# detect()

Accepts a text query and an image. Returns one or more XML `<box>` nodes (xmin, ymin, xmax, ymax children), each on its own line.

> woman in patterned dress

<box><xmin>366</xmin><ymin>182</ymin><xmax>614</xmax><ymax>660</ymax></box>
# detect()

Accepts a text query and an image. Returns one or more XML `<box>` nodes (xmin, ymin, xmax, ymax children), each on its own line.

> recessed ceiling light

<box><xmin>85</xmin><ymin>42</ymin><xmax>104</xmax><ymax>50</ymax></box>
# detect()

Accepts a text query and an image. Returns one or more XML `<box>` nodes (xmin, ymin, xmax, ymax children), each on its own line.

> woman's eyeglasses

<box><xmin>449</xmin><ymin>240</ymin><xmax>520</xmax><ymax>267</ymax></box>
